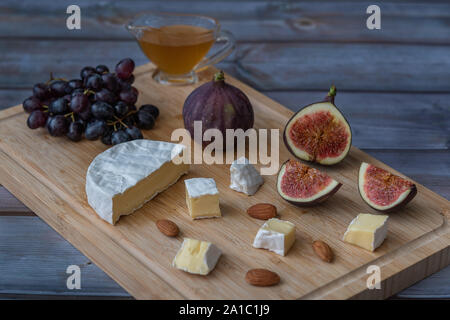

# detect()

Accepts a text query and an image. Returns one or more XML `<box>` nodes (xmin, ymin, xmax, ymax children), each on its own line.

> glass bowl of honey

<box><xmin>127</xmin><ymin>12</ymin><xmax>235</xmax><ymax>85</ymax></box>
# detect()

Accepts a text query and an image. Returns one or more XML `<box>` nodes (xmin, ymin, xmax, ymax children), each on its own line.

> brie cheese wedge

<box><xmin>185</xmin><ymin>178</ymin><xmax>221</xmax><ymax>219</ymax></box>
<box><xmin>172</xmin><ymin>238</ymin><xmax>222</xmax><ymax>275</ymax></box>
<box><xmin>253</xmin><ymin>218</ymin><xmax>296</xmax><ymax>256</ymax></box>
<box><xmin>343</xmin><ymin>213</ymin><xmax>389</xmax><ymax>251</ymax></box>
<box><xmin>86</xmin><ymin>139</ymin><xmax>189</xmax><ymax>225</ymax></box>
<box><xmin>229</xmin><ymin>157</ymin><xmax>264</xmax><ymax>195</ymax></box>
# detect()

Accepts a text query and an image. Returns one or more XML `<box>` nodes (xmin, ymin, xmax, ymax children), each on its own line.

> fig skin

<box><xmin>182</xmin><ymin>70</ymin><xmax>254</xmax><ymax>149</ymax></box>
<box><xmin>282</xmin><ymin>185</ymin><xmax>342</xmax><ymax>207</ymax></box>
<box><xmin>283</xmin><ymin>86</ymin><xmax>352</xmax><ymax>166</ymax></box>
<box><xmin>277</xmin><ymin>160</ymin><xmax>342</xmax><ymax>206</ymax></box>
<box><xmin>358</xmin><ymin>163</ymin><xmax>418</xmax><ymax>212</ymax></box>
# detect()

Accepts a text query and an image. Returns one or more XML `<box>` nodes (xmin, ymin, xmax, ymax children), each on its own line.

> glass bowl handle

<box><xmin>195</xmin><ymin>30</ymin><xmax>235</xmax><ymax>72</ymax></box>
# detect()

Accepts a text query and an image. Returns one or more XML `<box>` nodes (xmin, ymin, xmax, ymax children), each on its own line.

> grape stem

<box><xmin>46</xmin><ymin>72</ymin><xmax>68</xmax><ymax>84</ymax></box>
<box><xmin>83</xmin><ymin>89</ymin><xmax>96</xmax><ymax>96</ymax></box>
<box><xmin>113</xmin><ymin>115</ymin><xmax>128</xmax><ymax>129</ymax></box>
<box><xmin>64</xmin><ymin>112</ymin><xmax>75</xmax><ymax>122</ymax></box>
<box><xmin>106</xmin><ymin>110</ymin><xmax>137</xmax><ymax>130</ymax></box>
<box><xmin>107</xmin><ymin>115</ymin><xmax>132</xmax><ymax>130</ymax></box>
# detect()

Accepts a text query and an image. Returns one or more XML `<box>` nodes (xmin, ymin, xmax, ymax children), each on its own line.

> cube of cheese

<box><xmin>343</xmin><ymin>213</ymin><xmax>389</xmax><ymax>251</ymax></box>
<box><xmin>253</xmin><ymin>218</ymin><xmax>296</xmax><ymax>256</ymax></box>
<box><xmin>172</xmin><ymin>238</ymin><xmax>222</xmax><ymax>275</ymax></box>
<box><xmin>229</xmin><ymin>157</ymin><xmax>264</xmax><ymax>195</ymax></box>
<box><xmin>185</xmin><ymin>178</ymin><xmax>221</xmax><ymax>219</ymax></box>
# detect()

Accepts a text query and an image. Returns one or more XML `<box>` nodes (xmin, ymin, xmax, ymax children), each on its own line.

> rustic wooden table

<box><xmin>0</xmin><ymin>0</ymin><xmax>448</xmax><ymax>299</ymax></box>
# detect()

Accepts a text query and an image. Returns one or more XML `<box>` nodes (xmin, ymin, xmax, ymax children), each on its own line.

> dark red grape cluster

<box><xmin>23</xmin><ymin>58</ymin><xmax>159</xmax><ymax>145</ymax></box>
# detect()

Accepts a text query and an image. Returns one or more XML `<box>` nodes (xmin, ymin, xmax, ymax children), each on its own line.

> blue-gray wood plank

<box><xmin>0</xmin><ymin>0</ymin><xmax>448</xmax><ymax>299</ymax></box>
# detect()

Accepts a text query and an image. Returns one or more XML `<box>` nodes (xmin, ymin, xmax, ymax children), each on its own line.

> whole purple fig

<box><xmin>182</xmin><ymin>71</ymin><xmax>254</xmax><ymax>149</ymax></box>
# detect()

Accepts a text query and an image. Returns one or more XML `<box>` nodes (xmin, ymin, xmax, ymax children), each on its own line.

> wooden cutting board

<box><xmin>0</xmin><ymin>64</ymin><xmax>448</xmax><ymax>299</ymax></box>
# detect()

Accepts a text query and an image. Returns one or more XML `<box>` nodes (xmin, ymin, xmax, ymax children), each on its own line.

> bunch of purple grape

<box><xmin>23</xmin><ymin>58</ymin><xmax>159</xmax><ymax>145</ymax></box>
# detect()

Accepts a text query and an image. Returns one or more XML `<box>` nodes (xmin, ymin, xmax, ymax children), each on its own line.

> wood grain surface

<box><xmin>2</xmin><ymin>40</ymin><xmax>450</xmax><ymax>92</ymax></box>
<box><xmin>0</xmin><ymin>64</ymin><xmax>448</xmax><ymax>299</ymax></box>
<box><xmin>0</xmin><ymin>0</ymin><xmax>448</xmax><ymax>299</ymax></box>
<box><xmin>1</xmin><ymin>1</ymin><xmax>449</xmax><ymax>44</ymax></box>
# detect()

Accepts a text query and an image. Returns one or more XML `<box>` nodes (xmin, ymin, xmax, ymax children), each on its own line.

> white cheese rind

<box><xmin>185</xmin><ymin>178</ymin><xmax>218</xmax><ymax>198</ymax></box>
<box><xmin>229</xmin><ymin>157</ymin><xmax>264</xmax><ymax>195</ymax></box>
<box><xmin>373</xmin><ymin>220</ymin><xmax>388</xmax><ymax>250</ymax></box>
<box><xmin>343</xmin><ymin>214</ymin><xmax>389</xmax><ymax>251</ymax></box>
<box><xmin>252</xmin><ymin>227</ymin><xmax>286</xmax><ymax>256</ymax></box>
<box><xmin>252</xmin><ymin>219</ymin><xmax>295</xmax><ymax>256</ymax></box>
<box><xmin>86</xmin><ymin>139</ymin><xmax>188</xmax><ymax>224</ymax></box>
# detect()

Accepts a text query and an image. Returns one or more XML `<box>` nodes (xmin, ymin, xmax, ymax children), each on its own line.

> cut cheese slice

<box><xmin>185</xmin><ymin>178</ymin><xmax>221</xmax><ymax>219</ymax></box>
<box><xmin>253</xmin><ymin>218</ymin><xmax>296</xmax><ymax>256</ymax></box>
<box><xmin>343</xmin><ymin>213</ymin><xmax>389</xmax><ymax>251</ymax></box>
<box><xmin>86</xmin><ymin>139</ymin><xmax>189</xmax><ymax>224</ymax></box>
<box><xmin>172</xmin><ymin>238</ymin><xmax>222</xmax><ymax>275</ymax></box>
<box><xmin>229</xmin><ymin>157</ymin><xmax>264</xmax><ymax>195</ymax></box>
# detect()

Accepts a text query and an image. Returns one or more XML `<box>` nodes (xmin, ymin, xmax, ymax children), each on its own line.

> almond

<box><xmin>312</xmin><ymin>240</ymin><xmax>334</xmax><ymax>263</ymax></box>
<box><xmin>247</xmin><ymin>203</ymin><xmax>277</xmax><ymax>220</ymax></box>
<box><xmin>156</xmin><ymin>219</ymin><xmax>179</xmax><ymax>237</ymax></box>
<box><xmin>245</xmin><ymin>269</ymin><xmax>280</xmax><ymax>287</ymax></box>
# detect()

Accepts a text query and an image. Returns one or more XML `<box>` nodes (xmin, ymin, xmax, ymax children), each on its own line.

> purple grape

<box><xmin>67</xmin><ymin>121</ymin><xmax>84</xmax><ymax>142</ymax></box>
<box><xmin>80</xmin><ymin>66</ymin><xmax>96</xmax><ymax>79</ymax></box>
<box><xmin>95</xmin><ymin>88</ymin><xmax>117</xmax><ymax>105</ymax></box>
<box><xmin>116</xmin><ymin>77</ymin><xmax>132</xmax><ymax>91</ymax></box>
<box><xmin>71</xmin><ymin>88</ymin><xmax>84</xmax><ymax>96</ymax></box>
<box><xmin>95</xmin><ymin>65</ymin><xmax>109</xmax><ymax>74</ymax></box>
<box><xmin>101</xmin><ymin>73</ymin><xmax>119</xmax><ymax>92</ymax></box>
<box><xmin>78</xmin><ymin>106</ymin><xmax>92</xmax><ymax>121</ymax></box>
<box><xmin>124</xmin><ymin>74</ymin><xmax>135</xmax><ymax>85</ymax></box>
<box><xmin>101</xmin><ymin>127</ymin><xmax>113</xmax><ymax>145</ymax></box>
<box><xmin>68</xmin><ymin>79</ymin><xmax>83</xmax><ymax>91</ymax></box>
<box><xmin>114</xmin><ymin>101</ymin><xmax>129</xmax><ymax>118</ymax></box>
<box><xmin>33</xmin><ymin>83</ymin><xmax>49</xmax><ymax>100</ymax></box>
<box><xmin>85</xmin><ymin>74</ymin><xmax>103</xmax><ymax>91</ymax></box>
<box><xmin>136</xmin><ymin>109</ymin><xmax>155</xmax><ymax>130</ymax></box>
<box><xmin>140</xmin><ymin>104</ymin><xmax>159</xmax><ymax>119</ymax></box>
<box><xmin>23</xmin><ymin>96</ymin><xmax>42</xmax><ymax>113</ymax></box>
<box><xmin>70</xmin><ymin>93</ymin><xmax>90</xmax><ymax>113</ymax></box>
<box><xmin>115</xmin><ymin>58</ymin><xmax>135</xmax><ymax>79</ymax></box>
<box><xmin>119</xmin><ymin>90</ymin><xmax>137</xmax><ymax>106</ymax></box>
<box><xmin>125</xmin><ymin>126</ymin><xmax>143</xmax><ymax>140</ymax></box>
<box><xmin>91</xmin><ymin>101</ymin><xmax>114</xmax><ymax>119</ymax></box>
<box><xmin>49</xmin><ymin>97</ymin><xmax>70</xmax><ymax>115</ymax></box>
<box><xmin>85</xmin><ymin>119</ymin><xmax>107</xmax><ymax>140</ymax></box>
<box><xmin>45</xmin><ymin>115</ymin><xmax>52</xmax><ymax>129</ymax></box>
<box><xmin>27</xmin><ymin>110</ymin><xmax>48</xmax><ymax>129</ymax></box>
<box><xmin>111</xmin><ymin>129</ymin><xmax>131</xmax><ymax>145</ymax></box>
<box><xmin>49</xmin><ymin>80</ymin><xmax>68</xmax><ymax>97</ymax></box>
<box><xmin>47</xmin><ymin>115</ymin><xmax>69</xmax><ymax>136</ymax></box>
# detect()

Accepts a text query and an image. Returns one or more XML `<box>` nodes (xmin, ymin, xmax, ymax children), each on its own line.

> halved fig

<box><xmin>283</xmin><ymin>86</ymin><xmax>352</xmax><ymax>165</ymax></box>
<box><xmin>358</xmin><ymin>162</ymin><xmax>417</xmax><ymax>212</ymax></box>
<box><xmin>277</xmin><ymin>159</ymin><xmax>342</xmax><ymax>206</ymax></box>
